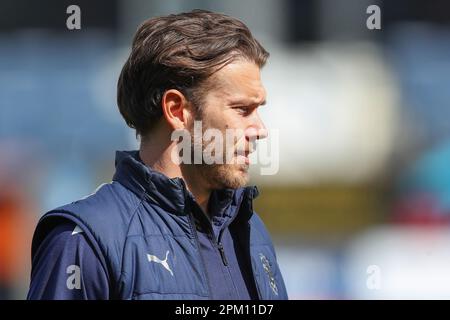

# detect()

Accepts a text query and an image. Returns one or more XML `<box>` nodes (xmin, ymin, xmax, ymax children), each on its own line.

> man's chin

<box><xmin>206</xmin><ymin>164</ymin><xmax>250</xmax><ymax>189</ymax></box>
<box><xmin>225</xmin><ymin>165</ymin><xmax>250</xmax><ymax>189</ymax></box>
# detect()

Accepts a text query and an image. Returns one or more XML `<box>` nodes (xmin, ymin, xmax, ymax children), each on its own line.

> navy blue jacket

<box><xmin>28</xmin><ymin>151</ymin><xmax>288</xmax><ymax>300</ymax></box>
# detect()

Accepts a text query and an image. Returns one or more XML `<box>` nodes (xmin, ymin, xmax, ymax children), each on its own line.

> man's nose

<box><xmin>246</xmin><ymin>113</ymin><xmax>268</xmax><ymax>141</ymax></box>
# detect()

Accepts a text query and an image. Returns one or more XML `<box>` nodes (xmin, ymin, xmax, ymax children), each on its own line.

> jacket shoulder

<box><xmin>31</xmin><ymin>182</ymin><xmax>144</xmax><ymax>285</ymax></box>
<box><xmin>35</xmin><ymin>182</ymin><xmax>143</xmax><ymax>240</ymax></box>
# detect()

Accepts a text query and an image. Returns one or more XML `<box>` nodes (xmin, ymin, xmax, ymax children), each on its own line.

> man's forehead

<box><xmin>210</xmin><ymin>61</ymin><xmax>266</xmax><ymax>103</ymax></box>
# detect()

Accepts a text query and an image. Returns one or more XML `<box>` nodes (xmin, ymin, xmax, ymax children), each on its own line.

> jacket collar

<box><xmin>112</xmin><ymin>150</ymin><xmax>259</xmax><ymax>219</ymax></box>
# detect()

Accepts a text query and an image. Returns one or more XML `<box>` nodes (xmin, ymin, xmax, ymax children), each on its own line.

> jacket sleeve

<box><xmin>27</xmin><ymin>220</ymin><xmax>110</xmax><ymax>300</ymax></box>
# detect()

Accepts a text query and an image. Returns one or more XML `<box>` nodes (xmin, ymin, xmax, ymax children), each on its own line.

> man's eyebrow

<box><xmin>252</xmin><ymin>99</ymin><xmax>266</xmax><ymax>106</ymax></box>
<box><xmin>229</xmin><ymin>99</ymin><xmax>266</xmax><ymax>106</ymax></box>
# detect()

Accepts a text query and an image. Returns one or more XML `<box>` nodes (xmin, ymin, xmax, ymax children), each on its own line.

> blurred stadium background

<box><xmin>1</xmin><ymin>0</ymin><xmax>450</xmax><ymax>299</ymax></box>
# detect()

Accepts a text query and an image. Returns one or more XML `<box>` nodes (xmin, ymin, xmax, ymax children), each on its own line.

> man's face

<box><xmin>188</xmin><ymin>59</ymin><xmax>267</xmax><ymax>189</ymax></box>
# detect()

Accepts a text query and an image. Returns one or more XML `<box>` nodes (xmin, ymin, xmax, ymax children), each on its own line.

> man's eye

<box><xmin>233</xmin><ymin>106</ymin><xmax>249</xmax><ymax>115</ymax></box>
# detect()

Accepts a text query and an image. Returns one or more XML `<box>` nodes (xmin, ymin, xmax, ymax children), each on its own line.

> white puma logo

<box><xmin>147</xmin><ymin>250</ymin><xmax>174</xmax><ymax>276</ymax></box>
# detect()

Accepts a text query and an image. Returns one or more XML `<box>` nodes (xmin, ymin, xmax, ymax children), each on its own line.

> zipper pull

<box><xmin>218</xmin><ymin>242</ymin><xmax>228</xmax><ymax>266</ymax></box>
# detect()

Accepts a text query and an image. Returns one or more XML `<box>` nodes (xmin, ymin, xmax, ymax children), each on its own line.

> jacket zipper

<box><xmin>185</xmin><ymin>184</ymin><xmax>251</xmax><ymax>291</ymax></box>
<box><xmin>215</xmin><ymin>190</ymin><xmax>246</xmax><ymax>266</ymax></box>
<box><xmin>198</xmin><ymin>207</ymin><xmax>229</xmax><ymax>267</ymax></box>
<box><xmin>217</xmin><ymin>242</ymin><xmax>228</xmax><ymax>266</ymax></box>
<box><xmin>189</xmin><ymin>194</ymin><xmax>232</xmax><ymax>267</ymax></box>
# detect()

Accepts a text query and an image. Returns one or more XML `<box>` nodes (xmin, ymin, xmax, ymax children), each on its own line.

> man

<box><xmin>28</xmin><ymin>10</ymin><xmax>288</xmax><ymax>300</ymax></box>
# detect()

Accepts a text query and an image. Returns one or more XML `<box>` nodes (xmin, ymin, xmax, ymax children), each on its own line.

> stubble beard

<box><xmin>189</xmin><ymin>125</ymin><xmax>250</xmax><ymax>190</ymax></box>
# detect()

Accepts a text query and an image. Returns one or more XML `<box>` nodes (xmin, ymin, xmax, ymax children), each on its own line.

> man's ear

<box><xmin>161</xmin><ymin>89</ymin><xmax>193</xmax><ymax>130</ymax></box>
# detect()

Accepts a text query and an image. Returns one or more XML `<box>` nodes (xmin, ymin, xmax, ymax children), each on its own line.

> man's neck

<box><xmin>180</xmin><ymin>167</ymin><xmax>211</xmax><ymax>214</ymax></box>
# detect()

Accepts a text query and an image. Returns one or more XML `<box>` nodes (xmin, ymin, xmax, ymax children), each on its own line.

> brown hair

<box><xmin>117</xmin><ymin>9</ymin><xmax>269</xmax><ymax>137</ymax></box>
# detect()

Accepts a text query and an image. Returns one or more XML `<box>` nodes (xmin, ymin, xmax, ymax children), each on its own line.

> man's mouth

<box><xmin>235</xmin><ymin>150</ymin><xmax>252</xmax><ymax>165</ymax></box>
